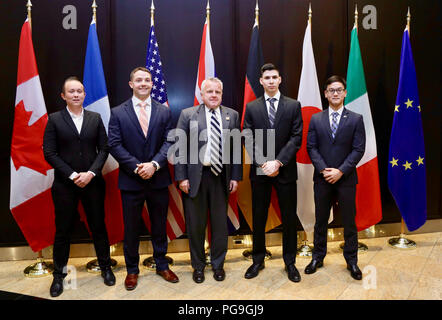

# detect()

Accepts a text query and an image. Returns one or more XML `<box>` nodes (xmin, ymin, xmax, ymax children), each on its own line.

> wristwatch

<box><xmin>151</xmin><ymin>162</ymin><xmax>158</xmax><ymax>171</ymax></box>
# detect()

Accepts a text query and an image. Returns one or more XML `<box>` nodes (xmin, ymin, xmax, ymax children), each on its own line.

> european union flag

<box><xmin>388</xmin><ymin>29</ymin><xmax>427</xmax><ymax>231</ymax></box>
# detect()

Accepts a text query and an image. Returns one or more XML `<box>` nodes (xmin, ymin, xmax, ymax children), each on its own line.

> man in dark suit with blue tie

<box><xmin>305</xmin><ymin>75</ymin><xmax>366</xmax><ymax>280</ymax></box>
<box><xmin>108</xmin><ymin>67</ymin><xmax>179</xmax><ymax>290</ymax></box>
<box><xmin>243</xmin><ymin>63</ymin><xmax>303</xmax><ymax>283</ymax></box>
<box><xmin>43</xmin><ymin>77</ymin><xmax>114</xmax><ymax>297</ymax></box>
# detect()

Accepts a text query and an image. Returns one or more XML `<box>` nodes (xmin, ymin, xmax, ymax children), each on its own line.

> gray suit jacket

<box><xmin>174</xmin><ymin>104</ymin><xmax>242</xmax><ymax>198</ymax></box>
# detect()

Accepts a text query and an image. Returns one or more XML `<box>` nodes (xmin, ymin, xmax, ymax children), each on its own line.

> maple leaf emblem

<box><xmin>11</xmin><ymin>101</ymin><xmax>52</xmax><ymax>175</ymax></box>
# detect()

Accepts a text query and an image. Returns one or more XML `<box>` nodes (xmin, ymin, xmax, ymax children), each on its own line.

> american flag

<box><xmin>142</xmin><ymin>24</ymin><xmax>186</xmax><ymax>242</ymax></box>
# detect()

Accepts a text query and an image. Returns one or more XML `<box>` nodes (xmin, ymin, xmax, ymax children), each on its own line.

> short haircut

<box><xmin>201</xmin><ymin>77</ymin><xmax>223</xmax><ymax>92</ymax></box>
<box><xmin>324</xmin><ymin>75</ymin><xmax>347</xmax><ymax>90</ymax></box>
<box><xmin>129</xmin><ymin>67</ymin><xmax>151</xmax><ymax>81</ymax></box>
<box><xmin>260</xmin><ymin>63</ymin><xmax>280</xmax><ymax>76</ymax></box>
<box><xmin>62</xmin><ymin>76</ymin><xmax>82</xmax><ymax>94</ymax></box>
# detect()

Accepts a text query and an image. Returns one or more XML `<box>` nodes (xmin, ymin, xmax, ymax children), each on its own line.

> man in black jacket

<box><xmin>43</xmin><ymin>77</ymin><xmax>114</xmax><ymax>297</ymax></box>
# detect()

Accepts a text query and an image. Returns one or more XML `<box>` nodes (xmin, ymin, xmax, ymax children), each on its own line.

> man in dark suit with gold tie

<box><xmin>43</xmin><ymin>77</ymin><xmax>114</xmax><ymax>297</ymax></box>
<box><xmin>305</xmin><ymin>75</ymin><xmax>366</xmax><ymax>280</ymax></box>
<box><xmin>243</xmin><ymin>63</ymin><xmax>303</xmax><ymax>282</ymax></box>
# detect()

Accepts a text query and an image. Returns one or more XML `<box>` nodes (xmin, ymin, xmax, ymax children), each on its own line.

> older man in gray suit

<box><xmin>174</xmin><ymin>77</ymin><xmax>242</xmax><ymax>283</ymax></box>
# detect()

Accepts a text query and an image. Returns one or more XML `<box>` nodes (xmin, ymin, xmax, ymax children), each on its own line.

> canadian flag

<box><xmin>10</xmin><ymin>19</ymin><xmax>55</xmax><ymax>252</ymax></box>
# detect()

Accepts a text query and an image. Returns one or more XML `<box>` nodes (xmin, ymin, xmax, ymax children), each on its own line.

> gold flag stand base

<box><xmin>339</xmin><ymin>242</ymin><xmax>368</xmax><ymax>253</ymax></box>
<box><xmin>143</xmin><ymin>256</ymin><xmax>174</xmax><ymax>270</ymax></box>
<box><xmin>242</xmin><ymin>249</ymin><xmax>272</xmax><ymax>260</ymax></box>
<box><xmin>24</xmin><ymin>258</ymin><xmax>54</xmax><ymax>278</ymax></box>
<box><xmin>388</xmin><ymin>234</ymin><xmax>416</xmax><ymax>249</ymax></box>
<box><xmin>86</xmin><ymin>259</ymin><xmax>118</xmax><ymax>273</ymax></box>
<box><xmin>297</xmin><ymin>241</ymin><xmax>313</xmax><ymax>258</ymax></box>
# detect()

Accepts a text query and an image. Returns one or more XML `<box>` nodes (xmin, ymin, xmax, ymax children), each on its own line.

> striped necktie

<box><xmin>267</xmin><ymin>97</ymin><xmax>277</xmax><ymax>128</ymax></box>
<box><xmin>331</xmin><ymin>111</ymin><xmax>339</xmax><ymax>138</ymax></box>
<box><xmin>209</xmin><ymin>109</ymin><xmax>223</xmax><ymax>176</ymax></box>
<box><xmin>138</xmin><ymin>102</ymin><xmax>149</xmax><ymax>137</ymax></box>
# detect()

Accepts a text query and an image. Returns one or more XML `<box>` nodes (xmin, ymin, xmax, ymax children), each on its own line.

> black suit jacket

<box><xmin>242</xmin><ymin>95</ymin><xmax>303</xmax><ymax>183</ymax></box>
<box><xmin>43</xmin><ymin>108</ymin><xmax>109</xmax><ymax>184</ymax></box>
<box><xmin>174</xmin><ymin>104</ymin><xmax>243</xmax><ymax>198</ymax></box>
<box><xmin>306</xmin><ymin>107</ymin><xmax>366</xmax><ymax>186</ymax></box>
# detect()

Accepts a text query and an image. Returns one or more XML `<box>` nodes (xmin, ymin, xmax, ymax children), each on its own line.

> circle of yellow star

<box><xmin>405</xmin><ymin>99</ymin><xmax>413</xmax><ymax>108</ymax></box>
<box><xmin>418</xmin><ymin>105</ymin><xmax>421</xmax><ymax>112</ymax></box>
<box><xmin>403</xmin><ymin>161</ymin><xmax>412</xmax><ymax>170</ymax></box>
<box><xmin>416</xmin><ymin>156</ymin><xmax>424</xmax><ymax>166</ymax></box>
<box><xmin>394</xmin><ymin>105</ymin><xmax>400</xmax><ymax>112</ymax></box>
<box><xmin>390</xmin><ymin>157</ymin><xmax>399</xmax><ymax>167</ymax></box>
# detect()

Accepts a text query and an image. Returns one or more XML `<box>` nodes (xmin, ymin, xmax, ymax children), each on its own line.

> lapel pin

<box><xmin>226</xmin><ymin>116</ymin><xmax>230</xmax><ymax>121</ymax></box>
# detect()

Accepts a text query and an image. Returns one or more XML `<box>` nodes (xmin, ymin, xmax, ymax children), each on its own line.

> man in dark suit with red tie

<box><xmin>108</xmin><ymin>67</ymin><xmax>178</xmax><ymax>290</ymax></box>
<box><xmin>242</xmin><ymin>63</ymin><xmax>303</xmax><ymax>282</ymax></box>
<box><xmin>305</xmin><ymin>75</ymin><xmax>366</xmax><ymax>280</ymax></box>
<box><xmin>43</xmin><ymin>77</ymin><xmax>114</xmax><ymax>297</ymax></box>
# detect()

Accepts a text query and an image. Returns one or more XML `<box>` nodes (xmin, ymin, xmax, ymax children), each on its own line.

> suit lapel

<box><xmin>257</xmin><ymin>96</ymin><xmax>271</xmax><ymax>128</ymax></box>
<box><xmin>196</xmin><ymin>105</ymin><xmax>207</xmax><ymax>149</ymax></box>
<box><xmin>321</xmin><ymin>109</ymin><xmax>334</xmax><ymax>142</ymax></box>
<box><xmin>145</xmin><ymin>100</ymin><xmax>159</xmax><ymax>142</ymax></box>
<box><xmin>124</xmin><ymin>99</ymin><xmax>146</xmax><ymax>139</ymax></box>
<box><xmin>334</xmin><ymin>108</ymin><xmax>349</xmax><ymax>140</ymax></box>
<box><xmin>79</xmin><ymin>110</ymin><xmax>91</xmax><ymax>137</ymax></box>
<box><xmin>61</xmin><ymin>108</ymin><xmax>80</xmax><ymax>137</ymax></box>
<box><xmin>273</xmin><ymin>95</ymin><xmax>284</xmax><ymax>128</ymax></box>
<box><xmin>220</xmin><ymin>105</ymin><xmax>230</xmax><ymax>130</ymax></box>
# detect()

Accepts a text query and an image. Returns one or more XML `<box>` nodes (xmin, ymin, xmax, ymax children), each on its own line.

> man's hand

<box><xmin>322</xmin><ymin>168</ymin><xmax>343</xmax><ymax>184</ymax></box>
<box><xmin>137</xmin><ymin>162</ymin><xmax>156</xmax><ymax>180</ymax></box>
<box><xmin>229</xmin><ymin>180</ymin><xmax>238</xmax><ymax>193</ymax></box>
<box><xmin>73</xmin><ymin>172</ymin><xmax>94</xmax><ymax>188</ymax></box>
<box><xmin>262</xmin><ymin>160</ymin><xmax>281</xmax><ymax>177</ymax></box>
<box><xmin>179</xmin><ymin>180</ymin><xmax>190</xmax><ymax>194</ymax></box>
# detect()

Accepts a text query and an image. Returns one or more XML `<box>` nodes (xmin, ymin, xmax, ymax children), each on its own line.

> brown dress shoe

<box><xmin>124</xmin><ymin>274</ymin><xmax>138</xmax><ymax>291</ymax></box>
<box><xmin>156</xmin><ymin>269</ymin><xmax>179</xmax><ymax>283</ymax></box>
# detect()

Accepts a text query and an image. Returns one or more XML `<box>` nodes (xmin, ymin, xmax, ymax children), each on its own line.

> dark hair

<box><xmin>324</xmin><ymin>75</ymin><xmax>346</xmax><ymax>90</ymax></box>
<box><xmin>260</xmin><ymin>63</ymin><xmax>280</xmax><ymax>76</ymax></box>
<box><xmin>62</xmin><ymin>76</ymin><xmax>82</xmax><ymax>94</ymax></box>
<box><xmin>129</xmin><ymin>67</ymin><xmax>151</xmax><ymax>81</ymax></box>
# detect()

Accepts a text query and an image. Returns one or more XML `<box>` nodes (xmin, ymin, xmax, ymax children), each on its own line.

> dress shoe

<box><xmin>101</xmin><ymin>268</ymin><xmax>116</xmax><ymax>286</ymax></box>
<box><xmin>213</xmin><ymin>269</ymin><xmax>226</xmax><ymax>281</ymax></box>
<box><xmin>244</xmin><ymin>262</ymin><xmax>265</xmax><ymax>279</ymax></box>
<box><xmin>347</xmin><ymin>264</ymin><xmax>362</xmax><ymax>280</ymax></box>
<box><xmin>50</xmin><ymin>278</ymin><xmax>64</xmax><ymax>297</ymax></box>
<box><xmin>156</xmin><ymin>269</ymin><xmax>179</xmax><ymax>283</ymax></box>
<box><xmin>124</xmin><ymin>273</ymin><xmax>139</xmax><ymax>291</ymax></box>
<box><xmin>193</xmin><ymin>269</ymin><xmax>205</xmax><ymax>284</ymax></box>
<box><xmin>286</xmin><ymin>264</ymin><xmax>301</xmax><ymax>283</ymax></box>
<box><xmin>304</xmin><ymin>259</ymin><xmax>323</xmax><ymax>274</ymax></box>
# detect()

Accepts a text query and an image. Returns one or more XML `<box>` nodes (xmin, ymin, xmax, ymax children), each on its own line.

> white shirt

<box><xmin>264</xmin><ymin>91</ymin><xmax>281</xmax><ymax>115</ymax></box>
<box><xmin>66</xmin><ymin>106</ymin><xmax>95</xmax><ymax>180</ymax></box>
<box><xmin>203</xmin><ymin>105</ymin><xmax>223</xmax><ymax>166</ymax></box>
<box><xmin>131</xmin><ymin>96</ymin><xmax>160</xmax><ymax>171</ymax></box>
<box><xmin>66</xmin><ymin>106</ymin><xmax>84</xmax><ymax>134</ymax></box>
<box><xmin>328</xmin><ymin>105</ymin><xmax>344</xmax><ymax>129</ymax></box>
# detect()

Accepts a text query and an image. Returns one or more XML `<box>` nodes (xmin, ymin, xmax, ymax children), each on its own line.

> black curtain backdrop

<box><xmin>0</xmin><ymin>0</ymin><xmax>440</xmax><ymax>246</ymax></box>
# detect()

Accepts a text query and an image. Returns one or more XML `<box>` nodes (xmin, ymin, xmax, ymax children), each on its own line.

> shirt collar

<box><xmin>264</xmin><ymin>91</ymin><xmax>281</xmax><ymax>102</ymax></box>
<box><xmin>205</xmin><ymin>105</ymin><xmax>221</xmax><ymax>114</ymax></box>
<box><xmin>132</xmin><ymin>96</ymin><xmax>151</xmax><ymax>108</ymax></box>
<box><xmin>66</xmin><ymin>106</ymin><xmax>84</xmax><ymax>118</ymax></box>
<box><xmin>329</xmin><ymin>105</ymin><xmax>344</xmax><ymax>117</ymax></box>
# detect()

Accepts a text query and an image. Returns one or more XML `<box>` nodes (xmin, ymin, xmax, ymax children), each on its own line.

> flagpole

<box><xmin>297</xmin><ymin>3</ymin><xmax>314</xmax><ymax>258</ymax></box>
<box><xmin>141</xmin><ymin>0</ymin><xmax>175</xmax><ymax>271</ymax></box>
<box><xmin>26</xmin><ymin>0</ymin><xmax>32</xmax><ymax>28</ymax></box>
<box><xmin>387</xmin><ymin>8</ymin><xmax>417</xmax><ymax>250</ymax></box>
<box><xmin>83</xmin><ymin>0</ymin><xmax>119</xmax><ymax>273</ymax></box>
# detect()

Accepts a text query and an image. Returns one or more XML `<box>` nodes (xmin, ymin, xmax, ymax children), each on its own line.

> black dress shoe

<box><xmin>244</xmin><ymin>262</ymin><xmax>265</xmax><ymax>279</ymax></box>
<box><xmin>101</xmin><ymin>268</ymin><xmax>116</xmax><ymax>286</ymax></box>
<box><xmin>193</xmin><ymin>269</ymin><xmax>205</xmax><ymax>284</ymax></box>
<box><xmin>286</xmin><ymin>264</ymin><xmax>301</xmax><ymax>283</ymax></box>
<box><xmin>347</xmin><ymin>264</ymin><xmax>362</xmax><ymax>280</ymax></box>
<box><xmin>304</xmin><ymin>259</ymin><xmax>323</xmax><ymax>274</ymax></box>
<box><xmin>50</xmin><ymin>278</ymin><xmax>63</xmax><ymax>297</ymax></box>
<box><xmin>213</xmin><ymin>269</ymin><xmax>226</xmax><ymax>281</ymax></box>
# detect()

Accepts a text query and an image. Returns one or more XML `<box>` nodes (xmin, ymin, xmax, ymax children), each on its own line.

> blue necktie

<box><xmin>331</xmin><ymin>112</ymin><xmax>339</xmax><ymax>138</ymax></box>
<box><xmin>267</xmin><ymin>98</ymin><xmax>277</xmax><ymax>128</ymax></box>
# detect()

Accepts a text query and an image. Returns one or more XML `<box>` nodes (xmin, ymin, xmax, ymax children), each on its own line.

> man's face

<box><xmin>129</xmin><ymin>70</ymin><xmax>153</xmax><ymax>100</ymax></box>
<box><xmin>201</xmin><ymin>80</ymin><xmax>222</xmax><ymax>109</ymax></box>
<box><xmin>61</xmin><ymin>80</ymin><xmax>85</xmax><ymax>108</ymax></box>
<box><xmin>324</xmin><ymin>81</ymin><xmax>347</xmax><ymax>109</ymax></box>
<box><xmin>260</xmin><ymin>69</ymin><xmax>281</xmax><ymax>96</ymax></box>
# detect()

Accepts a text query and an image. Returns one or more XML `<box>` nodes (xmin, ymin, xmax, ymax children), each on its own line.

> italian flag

<box><xmin>345</xmin><ymin>26</ymin><xmax>382</xmax><ymax>231</ymax></box>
